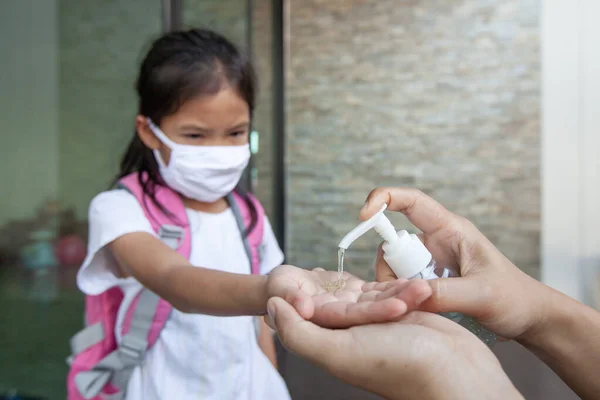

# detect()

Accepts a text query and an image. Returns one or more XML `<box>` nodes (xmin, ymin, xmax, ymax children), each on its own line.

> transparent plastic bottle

<box><xmin>339</xmin><ymin>204</ymin><xmax>497</xmax><ymax>347</ymax></box>
<box><xmin>413</xmin><ymin>257</ymin><xmax>497</xmax><ymax>346</ymax></box>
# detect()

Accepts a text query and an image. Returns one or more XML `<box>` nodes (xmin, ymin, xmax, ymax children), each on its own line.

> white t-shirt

<box><xmin>77</xmin><ymin>190</ymin><xmax>290</xmax><ymax>400</ymax></box>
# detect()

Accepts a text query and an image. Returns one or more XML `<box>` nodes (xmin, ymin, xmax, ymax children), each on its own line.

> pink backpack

<box><xmin>66</xmin><ymin>173</ymin><xmax>265</xmax><ymax>400</ymax></box>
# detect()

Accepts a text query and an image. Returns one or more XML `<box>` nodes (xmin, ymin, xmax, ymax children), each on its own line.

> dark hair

<box><xmin>115</xmin><ymin>28</ymin><xmax>258</xmax><ymax>236</ymax></box>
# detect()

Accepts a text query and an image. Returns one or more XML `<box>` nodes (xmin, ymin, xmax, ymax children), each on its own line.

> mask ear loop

<box><xmin>146</xmin><ymin>118</ymin><xmax>174</xmax><ymax>168</ymax></box>
<box><xmin>146</xmin><ymin>118</ymin><xmax>178</xmax><ymax>149</ymax></box>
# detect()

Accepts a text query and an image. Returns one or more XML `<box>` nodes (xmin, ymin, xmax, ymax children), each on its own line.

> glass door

<box><xmin>0</xmin><ymin>1</ymin><xmax>162</xmax><ymax>398</ymax></box>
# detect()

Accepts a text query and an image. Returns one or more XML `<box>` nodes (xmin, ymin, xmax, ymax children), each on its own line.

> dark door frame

<box><xmin>271</xmin><ymin>0</ymin><xmax>286</xmax><ymax>252</ymax></box>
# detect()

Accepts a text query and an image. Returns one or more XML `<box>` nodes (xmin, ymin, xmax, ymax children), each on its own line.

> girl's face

<box><xmin>136</xmin><ymin>87</ymin><xmax>250</xmax><ymax>165</ymax></box>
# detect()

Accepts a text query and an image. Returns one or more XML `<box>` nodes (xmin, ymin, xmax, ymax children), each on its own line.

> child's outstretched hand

<box><xmin>267</xmin><ymin>265</ymin><xmax>432</xmax><ymax>328</ymax></box>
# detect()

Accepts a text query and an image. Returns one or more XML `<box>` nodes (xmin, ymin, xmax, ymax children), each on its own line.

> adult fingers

<box><xmin>268</xmin><ymin>297</ymin><xmax>347</xmax><ymax>364</ymax></box>
<box><xmin>361</xmin><ymin>187</ymin><xmax>457</xmax><ymax>236</ymax></box>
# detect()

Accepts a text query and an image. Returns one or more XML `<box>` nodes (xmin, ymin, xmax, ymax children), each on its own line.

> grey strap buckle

<box><xmin>118</xmin><ymin>335</ymin><xmax>147</xmax><ymax>366</ymax></box>
<box><xmin>158</xmin><ymin>224</ymin><xmax>184</xmax><ymax>249</ymax></box>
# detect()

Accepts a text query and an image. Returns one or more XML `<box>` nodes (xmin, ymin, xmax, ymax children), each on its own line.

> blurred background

<box><xmin>0</xmin><ymin>0</ymin><xmax>598</xmax><ymax>399</ymax></box>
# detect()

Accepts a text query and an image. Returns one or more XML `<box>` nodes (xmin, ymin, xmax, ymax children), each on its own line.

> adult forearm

<box><xmin>518</xmin><ymin>288</ymin><xmax>600</xmax><ymax>400</ymax></box>
<box><xmin>415</xmin><ymin>361</ymin><xmax>523</xmax><ymax>400</ymax></box>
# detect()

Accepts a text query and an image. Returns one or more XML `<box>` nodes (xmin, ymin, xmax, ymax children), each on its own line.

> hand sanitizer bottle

<box><xmin>339</xmin><ymin>204</ymin><xmax>497</xmax><ymax>347</ymax></box>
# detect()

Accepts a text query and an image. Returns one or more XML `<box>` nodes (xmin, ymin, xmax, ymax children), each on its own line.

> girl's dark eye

<box><xmin>184</xmin><ymin>133</ymin><xmax>205</xmax><ymax>139</ymax></box>
<box><xmin>230</xmin><ymin>131</ymin><xmax>246</xmax><ymax>137</ymax></box>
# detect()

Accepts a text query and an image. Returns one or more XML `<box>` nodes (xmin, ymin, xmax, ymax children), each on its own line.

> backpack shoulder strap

<box><xmin>227</xmin><ymin>192</ymin><xmax>265</xmax><ymax>275</ymax></box>
<box><xmin>117</xmin><ymin>173</ymin><xmax>191</xmax><ymax>258</ymax></box>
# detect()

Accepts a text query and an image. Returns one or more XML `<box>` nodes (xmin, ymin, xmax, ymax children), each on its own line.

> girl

<box><xmin>69</xmin><ymin>28</ymin><xmax>416</xmax><ymax>400</ymax></box>
<box><xmin>73</xmin><ymin>28</ymin><xmax>291</xmax><ymax>400</ymax></box>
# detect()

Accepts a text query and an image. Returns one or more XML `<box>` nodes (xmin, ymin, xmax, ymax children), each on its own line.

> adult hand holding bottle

<box><xmin>265</xmin><ymin>188</ymin><xmax>524</xmax><ymax>400</ymax></box>
<box><xmin>361</xmin><ymin>187</ymin><xmax>600</xmax><ymax>400</ymax></box>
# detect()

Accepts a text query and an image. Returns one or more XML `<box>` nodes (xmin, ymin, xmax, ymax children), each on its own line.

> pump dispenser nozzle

<box><xmin>338</xmin><ymin>203</ymin><xmax>433</xmax><ymax>279</ymax></box>
<box><xmin>338</xmin><ymin>204</ymin><xmax>396</xmax><ymax>250</ymax></box>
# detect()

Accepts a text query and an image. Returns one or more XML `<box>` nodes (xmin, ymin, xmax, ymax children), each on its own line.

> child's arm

<box><xmin>110</xmin><ymin>231</ymin><xmax>270</xmax><ymax>315</ymax></box>
<box><xmin>257</xmin><ymin>317</ymin><xmax>278</xmax><ymax>368</ymax></box>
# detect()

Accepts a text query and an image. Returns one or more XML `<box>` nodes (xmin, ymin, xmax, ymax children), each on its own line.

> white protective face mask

<box><xmin>147</xmin><ymin>119</ymin><xmax>250</xmax><ymax>203</ymax></box>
